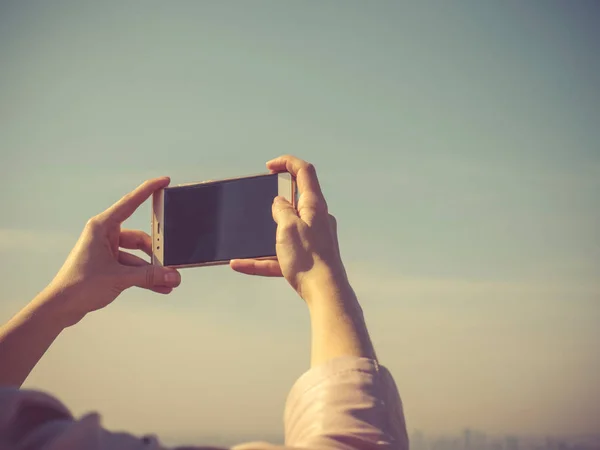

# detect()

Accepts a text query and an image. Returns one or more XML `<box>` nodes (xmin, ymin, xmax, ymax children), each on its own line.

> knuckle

<box><xmin>305</xmin><ymin>195</ymin><xmax>328</xmax><ymax>212</ymax></box>
<box><xmin>278</xmin><ymin>220</ymin><xmax>298</xmax><ymax>235</ymax></box>
<box><xmin>134</xmin><ymin>232</ymin><xmax>146</xmax><ymax>247</ymax></box>
<box><xmin>85</xmin><ymin>216</ymin><xmax>103</xmax><ymax>231</ymax></box>
<box><xmin>248</xmin><ymin>262</ymin><xmax>258</xmax><ymax>276</ymax></box>
<box><xmin>303</xmin><ymin>162</ymin><xmax>316</xmax><ymax>174</ymax></box>
<box><xmin>146</xmin><ymin>267</ymin><xmax>155</xmax><ymax>287</ymax></box>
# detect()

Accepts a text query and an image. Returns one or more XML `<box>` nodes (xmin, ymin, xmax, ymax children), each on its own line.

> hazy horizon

<box><xmin>160</xmin><ymin>431</ymin><xmax>600</xmax><ymax>449</ymax></box>
<box><xmin>1</xmin><ymin>0</ymin><xmax>599</xmax><ymax>444</ymax></box>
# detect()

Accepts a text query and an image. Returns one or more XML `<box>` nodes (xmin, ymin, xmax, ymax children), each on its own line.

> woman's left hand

<box><xmin>45</xmin><ymin>177</ymin><xmax>181</xmax><ymax>327</ymax></box>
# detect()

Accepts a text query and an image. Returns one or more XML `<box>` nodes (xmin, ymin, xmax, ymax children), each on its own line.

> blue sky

<box><xmin>1</xmin><ymin>1</ymin><xmax>599</xmax><ymax>443</ymax></box>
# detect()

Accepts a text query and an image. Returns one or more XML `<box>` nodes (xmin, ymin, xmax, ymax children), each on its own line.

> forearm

<box><xmin>0</xmin><ymin>289</ymin><xmax>68</xmax><ymax>387</ymax></box>
<box><xmin>305</xmin><ymin>278</ymin><xmax>377</xmax><ymax>368</ymax></box>
<box><xmin>286</xmin><ymin>280</ymin><xmax>407</xmax><ymax>449</ymax></box>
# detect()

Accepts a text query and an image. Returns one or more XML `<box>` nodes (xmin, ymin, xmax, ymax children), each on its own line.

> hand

<box><xmin>45</xmin><ymin>177</ymin><xmax>181</xmax><ymax>327</ymax></box>
<box><xmin>230</xmin><ymin>155</ymin><xmax>348</xmax><ymax>301</ymax></box>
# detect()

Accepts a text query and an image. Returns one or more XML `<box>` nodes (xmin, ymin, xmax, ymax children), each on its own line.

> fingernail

<box><xmin>164</xmin><ymin>271</ymin><xmax>180</xmax><ymax>285</ymax></box>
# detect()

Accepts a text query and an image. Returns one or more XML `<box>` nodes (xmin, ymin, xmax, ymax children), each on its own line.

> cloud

<box><xmin>2</xmin><ymin>225</ymin><xmax>597</xmax><ymax>305</ymax></box>
<box><xmin>345</xmin><ymin>261</ymin><xmax>600</xmax><ymax>300</ymax></box>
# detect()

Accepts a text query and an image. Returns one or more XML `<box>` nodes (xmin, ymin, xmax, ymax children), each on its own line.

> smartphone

<box><xmin>152</xmin><ymin>172</ymin><xmax>296</xmax><ymax>268</ymax></box>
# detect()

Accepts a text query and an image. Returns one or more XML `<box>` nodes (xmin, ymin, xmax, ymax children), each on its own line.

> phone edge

<box><xmin>153</xmin><ymin>171</ymin><xmax>296</xmax><ymax>268</ymax></box>
<box><xmin>151</xmin><ymin>189</ymin><xmax>165</xmax><ymax>266</ymax></box>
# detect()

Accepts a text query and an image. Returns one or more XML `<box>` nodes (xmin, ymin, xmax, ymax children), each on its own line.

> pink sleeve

<box><xmin>0</xmin><ymin>357</ymin><xmax>407</xmax><ymax>450</ymax></box>
<box><xmin>282</xmin><ymin>357</ymin><xmax>408</xmax><ymax>450</ymax></box>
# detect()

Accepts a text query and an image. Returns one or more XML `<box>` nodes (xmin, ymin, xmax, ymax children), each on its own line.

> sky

<box><xmin>0</xmin><ymin>0</ymin><xmax>599</xmax><ymax>445</ymax></box>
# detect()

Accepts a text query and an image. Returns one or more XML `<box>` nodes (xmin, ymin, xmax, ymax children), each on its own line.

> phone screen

<box><xmin>162</xmin><ymin>174</ymin><xmax>279</xmax><ymax>266</ymax></box>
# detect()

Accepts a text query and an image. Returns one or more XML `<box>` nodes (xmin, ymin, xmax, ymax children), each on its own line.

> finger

<box><xmin>118</xmin><ymin>251</ymin><xmax>177</xmax><ymax>294</ymax></box>
<box><xmin>327</xmin><ymin>214</ymin><xmax>348</xmax><ymax>278</ymax></box>
<box><xmin>119</xmin><ymin>229</ymin><xmax>152</xmax><ymax>257</ymax></box>
<box><xmin>122</xmin><ymin>263</ymin><xmax>182</xmax><ymax>290</ymax></box>
<box><xmin>153</xmin><ymin>286</ymin><xmax>173</xmax><ymax>295</ymax></box>
<box><xmin>329</xmin><ymin>214</ymin><xmax>341</xmax><ymax>259</ymax></box>
<box><xmin>101</xmin><ymin>177</ymin><xmax>170</xmax><ymax>224</ymax></box>
<box><xmin>118</xmin><ymin>250</ymin><xmax>149</xmax><ymax>266</ymax></box>
<box><xmin>230</xmin><ymin>259</ymin><xmax>283</xmax><ymax>277</ymax></box>
<box><xmin>266</xmin><ymin>155</ymin><xmax>327</xmax><ymax>210</ymax></box>
<box><xmin>272</xmin><ymin>196</ymin><xmax>299</xmax><ymax>226</ymax></box>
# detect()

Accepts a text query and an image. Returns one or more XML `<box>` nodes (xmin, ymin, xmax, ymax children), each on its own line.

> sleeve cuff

<box><xmin>284</xmin><ymin>356</ymin><xmax>381</xmax><ymax>423</ymax></box>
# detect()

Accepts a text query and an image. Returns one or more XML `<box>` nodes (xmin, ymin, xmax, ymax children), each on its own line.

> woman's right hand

<box><xmin>230</xmin><ymin>155</ymin><xmax>348</xmax><ymax>302</ymax></box>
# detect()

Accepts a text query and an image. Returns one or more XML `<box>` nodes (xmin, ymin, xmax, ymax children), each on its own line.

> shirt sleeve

<box><xmin>281</xmin><ymin>357</ymin><xmax>409</xmax><ymax>450</ymax></box>
<box><xmin>0</xmin><ymin>357</ymin><xmax>407</xmax><ymax>450</ymax></box>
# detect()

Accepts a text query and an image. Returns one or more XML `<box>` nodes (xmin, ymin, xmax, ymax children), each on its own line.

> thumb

<box><xmin>272</xmin><ymin>196</ymin><xmax>298</xmax><ymax>225</ymax></box>
<box><xmin>125</xmin><ymin>265</ymin><xmax>181</xmax><ymax>290</ymax></box>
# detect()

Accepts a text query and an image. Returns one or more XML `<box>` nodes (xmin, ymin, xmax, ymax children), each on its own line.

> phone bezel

<box><xmin>151</xmin><ymin>172</ymin><xmax>295</xmax><ymax>269</ymax></box>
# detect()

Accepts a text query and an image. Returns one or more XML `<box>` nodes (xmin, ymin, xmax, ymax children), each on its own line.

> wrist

<box><xmin>301</xmin><ymin>273</ymin><xmax>377</xmax><ymax>366</ymax></box>
<box><xmin>9</xmin><ymin>292</ymin><xmax>70</xmax><ymax>344</ymax></box>
<box><xmin>301</xmin><ymin>271</ymin><xmax>358</xmax><ymax>311</ymax></box>
<box><xmin>0</xmin><ymin>284</ymin><xmax>73</xmax><ymax>387</ymax></box>
<box><xmin>35</xmin><ymin>282</ymin><xmax>86</xmax><ymax>329</ymax></box>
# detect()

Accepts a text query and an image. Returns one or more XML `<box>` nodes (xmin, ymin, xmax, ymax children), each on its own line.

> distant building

<box><xmin>411</xmin><ymin>430</ymin><xmax>426</xmax><ymax>450</ymax></box>
<box><xmin>464</xmin><ymin>429</ymin><xmax>472</xmax><ymax>450</ymax></box>
<box><xmin>471</xmin><ymin>430</ymin><xmax>488</xmax><ymax>450</ymax></box>
<box><xmin>489</xmin><ymin>439</ymin><xmax>503</xmax><ymax>450</ymax></box>
<box><xmin>506</xmin><ymin>435</ymin><xmax>519</xmax><ymax>450</ymax></box>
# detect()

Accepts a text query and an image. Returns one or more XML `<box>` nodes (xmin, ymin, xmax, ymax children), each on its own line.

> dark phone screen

<box><xmin>163</xmin><ymin>174</ymin><xmax>279</xmax><ymax>266</ymax></box>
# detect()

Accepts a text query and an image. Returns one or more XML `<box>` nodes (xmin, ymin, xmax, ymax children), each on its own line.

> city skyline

<box><xmin>408</xmin><ymin>429</ymin><xmax>600</xmax><ymax>450</ymax></box>
<box><xmin>156</xmin><ymin>430</ymin><xmax>600</xmax><ymax>450</ymax></box>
